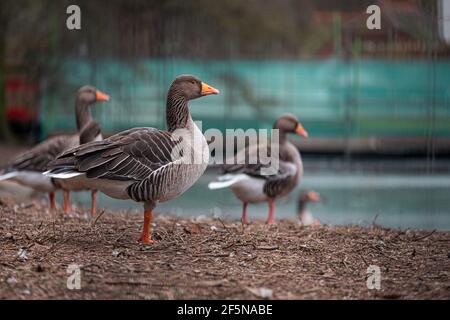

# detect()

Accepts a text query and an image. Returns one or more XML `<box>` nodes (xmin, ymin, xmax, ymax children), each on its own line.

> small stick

<box><xmin>114</xmin><ymin>229</ymin><xmax>128</xmax><ymax>243</ymax></box>
<box><xmin>412</xmin><ymin>229</ymin><xmax>436</xmax><ymax>242</ymax></box>
<box><xmin>91</xmin><ymin>209</ymin><xmax>106</xmax><ymax>227</ymax></box>
<box><xmin>359</xmin><ymin>254</ymin><xmax>369</xmax><ymax>267</ymax></box>
<box><xmin>255</xmin><ymin>245</ymin><xmax>279</xmax><ymax>250</ymax></box>
<box><xmin>217</xmin><ymin>217</ymin><xmax>231</xmax><ymax>234</ymax></box>
<box><xmin>371</xmin><ymin>214</ymin><xmax>379</xmax><ymax>227</ymax></box>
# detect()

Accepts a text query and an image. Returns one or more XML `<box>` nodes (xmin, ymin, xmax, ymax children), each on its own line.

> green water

<box><xmin>64</xmin><ymin>168</ymin><xmax>450</xmax><ymax>231</ymax></box>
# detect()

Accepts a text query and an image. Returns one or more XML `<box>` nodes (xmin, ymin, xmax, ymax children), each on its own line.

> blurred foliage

<box><xmin>3</xmin><ymin>0</ymin><xmax>408</xmax><ymax>62</ymax></box>
<box><xmin>1</xmin><ymin>0</ymin><xmax>444</xmax><ymax>71</ymax></box>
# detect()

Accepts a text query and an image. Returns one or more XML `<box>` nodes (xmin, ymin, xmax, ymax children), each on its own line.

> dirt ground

<box><xmin>0</xmin><ymin>199</ymin><xmax>449</xmax><ymax>300</ymax></box>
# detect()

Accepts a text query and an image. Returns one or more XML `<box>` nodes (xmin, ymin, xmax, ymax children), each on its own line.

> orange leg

<box><xmin>48</xmin><ymin>192</ymin><xmax>55</xmax><ymax>210</ymax></box>
<box><xmin>138</xmin><ymin>210</ymin><xmax>155</xmax><ymax>244</ymax></box>
<box><xmin>63</xmin><ymin>191</ymin><xmax>70</xmax><ymax>214</ymax></box>
<box><xmin>265</xmin><ymin>200</ymin><xmax>275</xmax><ymax>224</ymax></box>
<box><xmin>90</xmin><ymin>190</ymin><xmax>97</xmax><ymax>216</ymax></box>
<box><xmin>241</xmin><ymin>202</ymin><xmax>248</xmax><ymax>225</ymax></box>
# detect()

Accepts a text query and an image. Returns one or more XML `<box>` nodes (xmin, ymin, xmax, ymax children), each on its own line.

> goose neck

<box><xmin>297</xmin><ymin>200</ymin><xmax>306</xmax><ymax>217</ymax></box>
<box><xmin>166</xmin><ymin>88</ymin><xmax>190</xmax><ymax>132</ymax></box>
<box><xmin>75</xmin><ymin>99</ymin><xmax>94</xmax><ymax>131</ymax></box>
<box><xmin>276</xmin><ymin>129</ymin><xmax>288</xmax><ymax>145</ymax></box>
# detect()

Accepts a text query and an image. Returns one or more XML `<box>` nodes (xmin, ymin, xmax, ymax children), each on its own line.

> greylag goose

<box><xmin>0</xmin><ymin>86</ymin><xmax>109</xmax><ymax>211</ymax></box>
<box><xmin>208</xmin><ymin>114</ymin><xmax>307</xmax><ymax>224</ymax></box>
<box><xmin>297</xmin><ymin>190</ymin><xmax>321</xmax><ymax>226</ymax></box>
<box><xmin>45</xmin><ymin>75</ymin><xmax>219</xmax><ymax>244</ymax></box>
<box><xmin>56</xmin><ymin>87</ymin><xmax>109</xmax><ymax>215</ymax></box>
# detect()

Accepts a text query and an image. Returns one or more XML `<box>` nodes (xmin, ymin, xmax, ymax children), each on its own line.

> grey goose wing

<box><xmin>48</xmin><ymin>127</ymin><xmax>183</xmax><ymax>182</ymax></box>
<box><xmin>5</xmin><ymin>135</ymin><xmax>77</xmax><ymax>173</ymax></box>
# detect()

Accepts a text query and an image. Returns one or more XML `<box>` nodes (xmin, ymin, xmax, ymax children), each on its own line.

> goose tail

<box><xmin>208</xmin><ymin>174</ymin><xmax>249</xmax><ymax>190</ymax></box>
<box><xmin>43</xmin><ymin>169</ymin><xmax>83</xmax><ymax>179</ymax></box>
<box><xmin>0</xmin><ymin>171</ymin><xmax>19</xmax><ymax>181</ymax></box>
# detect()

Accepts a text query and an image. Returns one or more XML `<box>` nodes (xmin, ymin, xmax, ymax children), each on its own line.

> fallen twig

<box><xmin>194</xmin><ymin>252</ymin><xmax>230</xmax><ymax>258</ymax></box>
<box><xmin>359</xmin><ymin>254</ymin><xmax>369</xmax><ymax>267</ymax></box>
<box><xmin>91</xmin><ymin>209</ymin><xmax>106</xmax><ymax>227</ymax></box>
<box><xmin>38</xmin><ymin>238</ymin><xmax>69</xmax><ymax>261</ymax></box>
<box><xmin>255</xmin><ymin>245</ymin><xmax>279</xmax><ymax>250</ymax></box>
<box><xmin>412</xmin><ymin>229</ymin><xmax>436</xmax><ymax>242</ymax></box>
<box><xmin>217</xmin><ymin>218</ymin><xmax>231</xmax><ymax>234</ymax></box>
<box><xmin>371</xmin><ymin>214</ymin><xmax>379</xmax><ymax>226</ymax></box>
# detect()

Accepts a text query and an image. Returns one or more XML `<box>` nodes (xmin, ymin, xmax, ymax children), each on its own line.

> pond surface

<box><xmin>66</xmin><ymin>165</ymin><xmax>450</xmax><ymax>231</ymax></box>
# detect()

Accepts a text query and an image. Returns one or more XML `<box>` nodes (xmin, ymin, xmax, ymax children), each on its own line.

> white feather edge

<box><xmin>0</xmin><ymin>171</ymin><xmax>19</xmax><ymax>181</ymax></box>
<box><xmin>208</xmin><ymin>173</ymin><xmax>250</xmax><ymax>189</ymax></box>
<box><xmin>43</xmin><ymin>170</ymin><xmax>83</xmax><ymax>179</ymax></box>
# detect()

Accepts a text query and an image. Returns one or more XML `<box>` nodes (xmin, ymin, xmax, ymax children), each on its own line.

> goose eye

<box><xmin>191</xmin><ymin>80</ymin><xmax>196</xmax><ymax>85</ymax></box>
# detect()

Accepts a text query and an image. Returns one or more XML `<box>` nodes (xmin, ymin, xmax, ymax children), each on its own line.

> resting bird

<box><xmin>297</xmin><ymin>190</ymin><xmax>321</xmax><ymax>227</ymax></box>
<box><xmin>45</xmin><ymin>75</ymin><xmax>219</xmax><ymax>244</ymax></box>
<box><xmin>0</xmin><ymin>86</ymin><xmax>109</xmax><ymax>211</ymax></box>
<box><xmin>208</xmin><ymin>114</ymin><xmax>307</xmax><ymax>224</ymax></box>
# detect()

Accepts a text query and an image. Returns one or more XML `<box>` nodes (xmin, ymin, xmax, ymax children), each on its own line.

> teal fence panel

<box><xmin>40</xmin><ymin>58</ymin><xmax>450</xmax><ymax>138</ymax></box>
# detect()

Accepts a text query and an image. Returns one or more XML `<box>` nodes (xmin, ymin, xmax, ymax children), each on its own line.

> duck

<box><xmin>297</xmin><ymin>190</ymin><xmax>321</xmax><ymax>227</ymax></box>
<box><xmin>44</xmin><ymin>75</ymin><xmax>220</xmax><ymax>244</ymax></box>
<box><xmin>208</xmin><ymin>114</ymin><xmax>307</xmax><ymax>224</ymax></box>
<box><xmin>0</xmin><ymin>86</ymin><xmax>110</xmax><ymax>212</ymax></box>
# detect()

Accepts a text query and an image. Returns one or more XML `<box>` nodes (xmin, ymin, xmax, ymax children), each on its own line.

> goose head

<box><xmin>75</xmin><ymin>86</ymin><xmax>110</xmax><ymax>131</ymax></box>
<box><xmin>170</xmin><ymin>75</ymin><xmax>220</xmax><ymax>100</ymax></box>
<box><xmin>298</xmin><ymin>190</ymin><xmax>321</xmax><ymax>216</ymax></box>
<box><xmin>273</xmin><ymin>113</ymin><xmax>308</xmax><ymax>138</ymax></box>
<box><xmin>77</xmin><ymin>86</ymin><xmax>110</xmax><ymax>105</ymax></box>
<box><xmin>299</xmin><ymin>190</ymin><xmax>321</xmax><ymax>204</ymax></box>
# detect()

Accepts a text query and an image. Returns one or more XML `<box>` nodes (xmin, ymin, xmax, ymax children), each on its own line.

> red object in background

<box><xmin>5</xmin><ymin>76</ymin><xmax>39</xmax><ymax>122</ymax></box>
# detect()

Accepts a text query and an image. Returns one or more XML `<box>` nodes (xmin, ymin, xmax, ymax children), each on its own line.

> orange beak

<box><xmin>308</xmin><ymin>191</ymin><xmax>321</xmax><ymax>202</ymax></box>
<box><xmin>201</xmin><ymin>82</ymin><xmax>220</xmax><ymax>96</ymax></box>
<box><xmin>295</xmin><ymin>123</ymin><xmax>308</xmax><ymax>138</ymax></box>
<box><xmin>95</xmin><ymin>90</ymin><xmax>110</xmax><ymax>102</ymax></box>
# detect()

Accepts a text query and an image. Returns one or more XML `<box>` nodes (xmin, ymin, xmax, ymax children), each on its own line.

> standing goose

<box><xmin>56</xmin><ymin>87</ymin><xmax>110</xmax><ymax>215</ymax></box>
<box><xmin>297</xmin><ymin>190</ymin><xmax>321</xmax><ymax>227</ymax></box>
<box><xmin>45</xmin><ymin>75</ymin><xmax>219</xmax><ymax>244</ymax></box>
<box><xmin>208</xmin><ymin>114</ymin><xmax>307</xmax><ymax>224</ymax></box>
<box><xmin>0</xmin><ymin>86</ymin><xmax>110</xmax><ymax>211</ymax></box>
